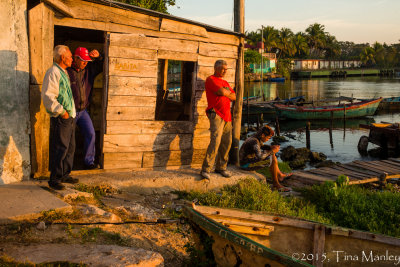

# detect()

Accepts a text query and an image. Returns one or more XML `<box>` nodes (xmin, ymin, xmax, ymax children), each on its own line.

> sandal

<box><xmin>278</xmin><ymin>172</ymin><xmax>293</xmax><ymax>182</ymax></box>
<box><xmin>275</xmin><ymin>186</ymin><xmax>292</xmax><ymax>192</ymax></box>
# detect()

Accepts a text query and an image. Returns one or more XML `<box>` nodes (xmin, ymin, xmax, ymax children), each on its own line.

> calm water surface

<box><xmin>244</xmin><ymin>77</ymin><xmax>400</xmax><ymax>164</ymax></box>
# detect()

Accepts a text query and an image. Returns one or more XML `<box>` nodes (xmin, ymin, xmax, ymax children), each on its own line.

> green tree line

<box><xmin>246</xmin><ymin>23</ymin><xmax>400</xmax><ymax>68</ymax></box>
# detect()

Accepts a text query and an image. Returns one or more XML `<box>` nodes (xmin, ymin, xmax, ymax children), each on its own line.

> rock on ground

<box><xmin>2</xmin><ymin>244</ymin><xmax>164</xmax><ymax>267</ymax></box>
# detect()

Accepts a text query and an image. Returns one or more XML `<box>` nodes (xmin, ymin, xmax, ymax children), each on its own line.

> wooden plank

<box><xmin>388</xmin><ymin>158</ymin><xmax>400</xmax><ymax>164</ymax></box>
<box><xmin>330</xmin><ymin>166</ymin><xmax>370</xmax><ymax>179</ymax></box>
<box><xmin>383</xmin><ymin>159</ymin><xmax>400</xmax><ymax>168</ymax></box>
<box><xmin>109</xmin><ymin>33</ymin><xmax>159</xmax><ymax>49</ymax></box>
<box><xmin>108</xmin><ymin>46</ymin><xmax>157</xmax><ymax>60</ymax></box>
<box><xmin>197</xmin><ymin>66</ymin><xmax>235</xmax><ymax>83</ymax></box>
<box><xmin>106</xmin><ymin>121</ymin><xmax>194</xmax><ymax>135</ymax></box>
<box><xmin>207</xmin><ymin>32</ymin><xmax>240</xmax><ymax>46</ymax></box>
<box><xmin>341</xmin><ymin>163</ymin><xmax>383</xmax><ymax>176</ymax></box>
<box><xmin>292</xmin><ymin>171</ymin><xmax>336</xmax><ymax>182</ymax></box>
<box><xmin>103</xmin><ymin>152</ymin><xmax>142</xmax><ymax>169</ymax></box>
<box><xmin>29</xmin><ymin>3</ymin><xmax>54</xmax><ymax>85</ymax></box>
<box><xmin>198</xmin><ymin>55</ymin><xmax>236</xmax><ymax>68</ymax></box>
<box><xmin>158</xmin><ymin>38</ymin><xmax>199</xmax><ymax>54</ymax></box>
<box><xmin>353</xmin><ymin>160</ymin><xmax>395</xmax><ymax>174</ymax></box>
<box><xmin>307</xmin><ymin>169</ymin><xmax>341</xmax><ymax>179</ymax></box>
<box><xmin>312</xmin><ymin>225</ymin><xmax>325</xmax><ymax>267</ymax></box>
<box><xmin>193</xmin><ymin>128</ymin><xmax>210</xmax><ymax>138</ymax></box>
<box><xmin>108</xmin><ymin>95</ymin><xmax>156</xmax><ymax>107</ymax></box>
<box><xmin>368</xmin><ymin>161</ymin><xmax>400</xmax><ymax>173</ymax></box>
<box><xmin>193</xmin><ymin>136</ymin><xmax>210</xmax><ymax>150</ymax></box>
<box><xmin>310</xmin><ymin>167</ymin><xmax>362</xmax><ymax>180</ymax></box>
<box><xmin>142</xmin><ymin>149</ymin><xmax>205</xmax><ymax>168</ymax></box>
<box><xmin>160</xmin><ymin>18</ymin><xmax>208</xmax><ymax>38</ymax></box>
<box><xmin>157</xmin><ymin>50</ymin><xmax>198</xmax><ymax>62</ymax></box>
<box><xmin>53</xmin><ymin>17</ymin><xmax>210</xmax><ymax>43</ymax></box>
<box><xmin>106</xmin><ymin>106</ymin><xmax>155</xmax><ymax>121</ymax></box>
<box><xmin>195</xmin><ymin>205</ymin><xmax>314</xmax><ymax>230</ymax></box>
<box><xmin>194</xmin><ymin>115</ymin><xmax>210</xmax><ymax>129</ymax></box>
<box><xmin>103</xmin><ymin>133</ymin><xmax>193</xmax><ymax>153</ymax></box>
<box><xmin>29</xmin><ymin>3</ymin><xmax>53</xmax><ymax>177</ymax></box>
<box><xmin>63</xmin><ymin>0</ymin><xmax>160</xmax><ymax>30</ymax></box>
<box><xmin>42</xmin><ymin>0</ymin><xmax>75</xmax><ymax>17</ymax></box>
<box><xmin>109</xmin><ymin>58</ymin><xmax>157</xmax><ymax>77</ymax></box>
<box><xmin>199</xmin><ymin>42</ymin><xmax>238</xmax><ymax>59</ymax></box>
<box><xmin>108</xmin><ymin>76</ymin><xmax>157</xmax><ymax>96</ymax></box>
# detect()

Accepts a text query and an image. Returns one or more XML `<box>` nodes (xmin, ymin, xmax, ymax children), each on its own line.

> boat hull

<box><xmin>274</xmin><ymin>98</ymin><xmax>382</xmax><ymax>120</ymax></box>
<box><xmin>185</xmin><ymin>205</ymin><xmax>400</xmax><ymax>267</ymax></box>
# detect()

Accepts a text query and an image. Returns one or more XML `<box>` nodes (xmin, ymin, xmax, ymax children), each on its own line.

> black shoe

<box><xmin>61</xmin><ymin>175</ymin><xmax>79</xmax><ymax>184</ymax></box>
<box><xmin>84</xmin><ymin>163</ymin><xmax>98</xmax><ymax>170</ymax></box>
<box><xmin>48</xmin><ymin>180</ymin><xmax>65</xmax><ymax>190</ymax></box>
<box><xmin>215</xmin><ymin>169</ymin><xmax>232</xmax><ymax>178</ymax></box>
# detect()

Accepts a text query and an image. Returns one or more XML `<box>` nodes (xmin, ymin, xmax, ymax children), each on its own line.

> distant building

<box><xmin>292</xmin><ymin>59</ymin><xmax>361</xmax><ymax>70</ymax></box>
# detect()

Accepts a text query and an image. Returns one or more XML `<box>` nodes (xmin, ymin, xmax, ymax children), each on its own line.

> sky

<box><xmin>168</xmin><ymin>0</ymin><xmax>400</xmax><ymax>44</ymax></box>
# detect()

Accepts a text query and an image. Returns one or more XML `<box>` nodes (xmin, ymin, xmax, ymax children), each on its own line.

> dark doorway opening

<box><xmin>53</xmin><ymin>26</ymin><xmax>105</xmax><ymax>170</ymax></box>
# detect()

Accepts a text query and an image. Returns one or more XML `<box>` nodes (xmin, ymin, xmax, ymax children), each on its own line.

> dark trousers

<box><xmin>75</xmin><ymin>109</ymin><xmax>95</xmax><ymax>166</ymax></box>
<box><xmin>50</xmin><ymin>116</ymin><xmax>76</xmax><ymax>182</ymax></box>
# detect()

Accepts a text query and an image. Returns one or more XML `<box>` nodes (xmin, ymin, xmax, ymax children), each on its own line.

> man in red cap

<box><xmin>67</xmin><ymin>47</ymin><xmax>103</xmax><ymax>169</ymax></box>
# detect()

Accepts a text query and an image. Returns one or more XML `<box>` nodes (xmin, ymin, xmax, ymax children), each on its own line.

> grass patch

<box><xmin>37</xmin><ymin>209</ymin><xmax>83</xmax><ymax>223</ymax></box>
<box><xmin>182</xmin><ymin>179</ymin><xmax>329</xmax><ymax>223</ymax></box>
<box><xmin>302</xmin><ymin>180</ymin><xmax>400</xmax><ymax>237</ymax></box>
<box><xmin>256</xmin><ymin>161</ymin><xmax>292</xmax><ymax>179</ymax></box>
<box><xmin>66</xmin><ymin>225</ymin><xmax>128</xmax><ymax>246</ymax></box>
<box><xmin>181</xmin><ymin>178</ymin><xmax>400</xmax><ymax>238</ymax></box>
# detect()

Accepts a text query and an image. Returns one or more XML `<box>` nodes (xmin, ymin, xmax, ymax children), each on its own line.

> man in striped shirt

<box><xmin>42</xmin><ymin>45</ymin><xmax>79</xmax><ymax>190</ymax></box>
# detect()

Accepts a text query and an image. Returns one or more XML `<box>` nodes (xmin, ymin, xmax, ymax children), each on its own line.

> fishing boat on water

<box><xmin>185</xmin><ymin>204</ymin><xmax>400</xmax><ymax>267</ymax></box>
<box><xmin>274</xmin><ymin>98</ymin><xmax>382</xmax><ymax>120</ymax></box>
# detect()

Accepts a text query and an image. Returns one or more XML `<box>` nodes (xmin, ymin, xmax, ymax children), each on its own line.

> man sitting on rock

<box><xmin>239</xmin><ymin>125</ymin><xmax>292</xmax><ymax>192</ymax></box>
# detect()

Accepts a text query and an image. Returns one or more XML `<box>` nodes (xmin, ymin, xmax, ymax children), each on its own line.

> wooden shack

<box><xmin>28</xmin><ymin>0</ymin><xmax>241</xmax><ymax>176</ymax></box>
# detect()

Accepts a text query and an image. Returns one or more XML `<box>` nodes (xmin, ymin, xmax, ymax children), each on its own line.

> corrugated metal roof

<box><xmin>83</xmin><ymin>0</ymin><xmax>243</xmax><ymax>36</ymax></box>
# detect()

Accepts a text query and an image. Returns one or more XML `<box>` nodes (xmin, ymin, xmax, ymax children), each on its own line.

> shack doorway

<box><xmin>53</xmin><ymin>26</ymin><xmax>106</xmax><ymax>170</ymax></box>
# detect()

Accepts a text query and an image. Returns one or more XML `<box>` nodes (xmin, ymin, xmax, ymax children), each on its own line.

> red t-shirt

<box><xmin>205</xmin><ymin>75</ymin><xmax>235</xmax><ymax>122</ymax></box>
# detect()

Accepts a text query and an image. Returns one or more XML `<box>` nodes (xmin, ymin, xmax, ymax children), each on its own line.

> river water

<box><xmin>244</xmin><ymin>77</ymin><xmax>400</xmax><ymax>164</ymax></box>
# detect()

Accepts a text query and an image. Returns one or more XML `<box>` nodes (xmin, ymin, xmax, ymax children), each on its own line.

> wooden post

<box><xmin>306</xmin><ymin>121</ymin><xmax>311</xmax><ymax>149</ymax></box>
<box><xmin>231</xmin><ymin>0</ymin><xmax>245</xmax><ymax>165</ymax></box>
<box><xmin>312</xmin><ymin>225</ymin><xmax>326</xmax><ymax>267</ymax></box>
<box><xmin>246</xmin><ymin>86</ymin><xmax>250</xmax><ymax>129</ymax></box>
<box><xmin>275</xmin><ymin>116</ymin><xmax>281</xmax><ymax>136</ymax></box>
<box><xmin>29</xmin><ymin>3</ymin><xmax>54</xmax><ymax>177</ymax></box>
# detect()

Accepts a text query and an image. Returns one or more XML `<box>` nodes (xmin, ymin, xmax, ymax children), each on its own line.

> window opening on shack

<box><xmin>155</xmin><ymin>59</ymin><xmax>195</xmax><ymax>121</ymax></box>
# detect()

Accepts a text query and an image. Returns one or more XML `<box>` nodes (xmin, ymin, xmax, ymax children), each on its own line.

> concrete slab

<box><xmin>0</xmin><ymin>181</ymin><xmax>71</xmax><ymax>223</ymax></box>
<box><xmin>73</xmin><ymin>166</ymin><xmax>264</xmax><ymax>194</ymax></box>
<box><xmin>2</xmin><ymin>244</ymin><xmax>164</xmax><ymax>266</ymax></box>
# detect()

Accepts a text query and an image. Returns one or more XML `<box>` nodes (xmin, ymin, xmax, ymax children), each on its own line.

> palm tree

<box><xmin>293</xmin><ymin>32</ymin><xmax>309</xmax><ymax>58</ymax></box>
<box><xmin>276</xmin><ymin>28</ymin><xmax>295</xmax><ymax>59</ymax></box>
<box><xmin>360</xmin><ymin>46</ymin><xmax>376</xmax><ymax>66</ymax></box>
<box><xmin>324</xmin><ymin>34</ymin><xmax>341</xmax><ymax>59</ymax></box>
<box><xmin>305</xmin><ymin>23</ymin><xmax>326</xmax><ymax>58</ymax></box>
<box><xmin>261</xmin><ymin>26</ymin><xmax>279</xmax><ymax>52</ymax></box>
<box><xmin>245</xmin><ymin>30</ymin><xmax>260</xmax><ymax>47</ymax></box>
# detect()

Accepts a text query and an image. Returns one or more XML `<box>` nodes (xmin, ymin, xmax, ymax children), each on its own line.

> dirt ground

<box><xmin>0</xmin><ymin>185</ymin><xmax>194</xmax><ymax>266</ymax></box>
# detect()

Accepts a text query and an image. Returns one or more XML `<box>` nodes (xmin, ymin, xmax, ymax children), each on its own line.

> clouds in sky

<box><xmin>169</xmin><ymin>0</ymin><xmax>400</xmax><ymax>44</ymax></box>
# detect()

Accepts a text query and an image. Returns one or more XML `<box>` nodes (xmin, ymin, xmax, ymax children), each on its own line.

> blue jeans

<box><xmin>75</xmin><ymin>109</ymin><xmax>95</xmax><ymax>166</ymax></box>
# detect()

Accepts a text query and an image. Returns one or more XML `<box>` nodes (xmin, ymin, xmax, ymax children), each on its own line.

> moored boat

<box><xmin>274</xmin><ymin>98</ymin><xmax>382</xmax><ymax>120</ymax></box>
<box><xmin>185</xmin><ymin>204</ymin><xmax>400</xmax><ymax>267</ymax></box>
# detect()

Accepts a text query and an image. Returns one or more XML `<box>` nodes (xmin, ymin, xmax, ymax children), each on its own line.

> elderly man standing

<box><xmin>42</xmin><ymin>45</ymin><xmax>78</xmax><ymax>190</ymax></box>
<box><xmin>67</xmin><ymin>47</ymin><xmax>103</xmax><ymax>169</ymax></box>
<box><xmin>201</xmin><ymin>60</ymin><xmax>236</xmax><ymax>180</ymax></box>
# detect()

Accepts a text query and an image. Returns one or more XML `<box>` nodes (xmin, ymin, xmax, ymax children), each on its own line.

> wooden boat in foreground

<box><xmin>274</xmin><ymin>98</ymin><xmax>382</xmax><ymax>120</ymax></box>
<box><xmin>185</xmin><ymin>204</ymin><xmax>400</xmax><ymax>267</ymax></box>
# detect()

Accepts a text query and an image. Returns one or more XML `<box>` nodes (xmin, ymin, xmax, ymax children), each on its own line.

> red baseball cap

<box><xmin>74</xmin><ymin>47</ymin><xmax>92</xmax><ymax>61</ymax></box>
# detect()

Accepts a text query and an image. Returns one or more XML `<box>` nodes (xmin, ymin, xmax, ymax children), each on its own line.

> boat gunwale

<box><xmin>274</xmin><ymin>98</ymin><xmax>382</xmax><ymax>113</ymax></box>
<box><xmin>191</xmin><ymin>205</ymin><xmax>400</xmax><ymax>248</ymax></box>
<box><xmin>184</xmin><ymin>205</ymin><xmax>313</xmax><ymax>267</ymax></box>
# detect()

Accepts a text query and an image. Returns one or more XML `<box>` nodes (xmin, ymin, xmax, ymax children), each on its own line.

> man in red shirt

<box><xmin>201</xmin><ymin>60</ymin><xmax>236</xmax><ymax>180</ymax></box>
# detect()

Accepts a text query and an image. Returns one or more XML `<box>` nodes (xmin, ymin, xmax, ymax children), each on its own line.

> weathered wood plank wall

<box><xmin>52</xmin><ymin>0</ymin><xmax>239</xmax><ymax>169</ymax></box>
